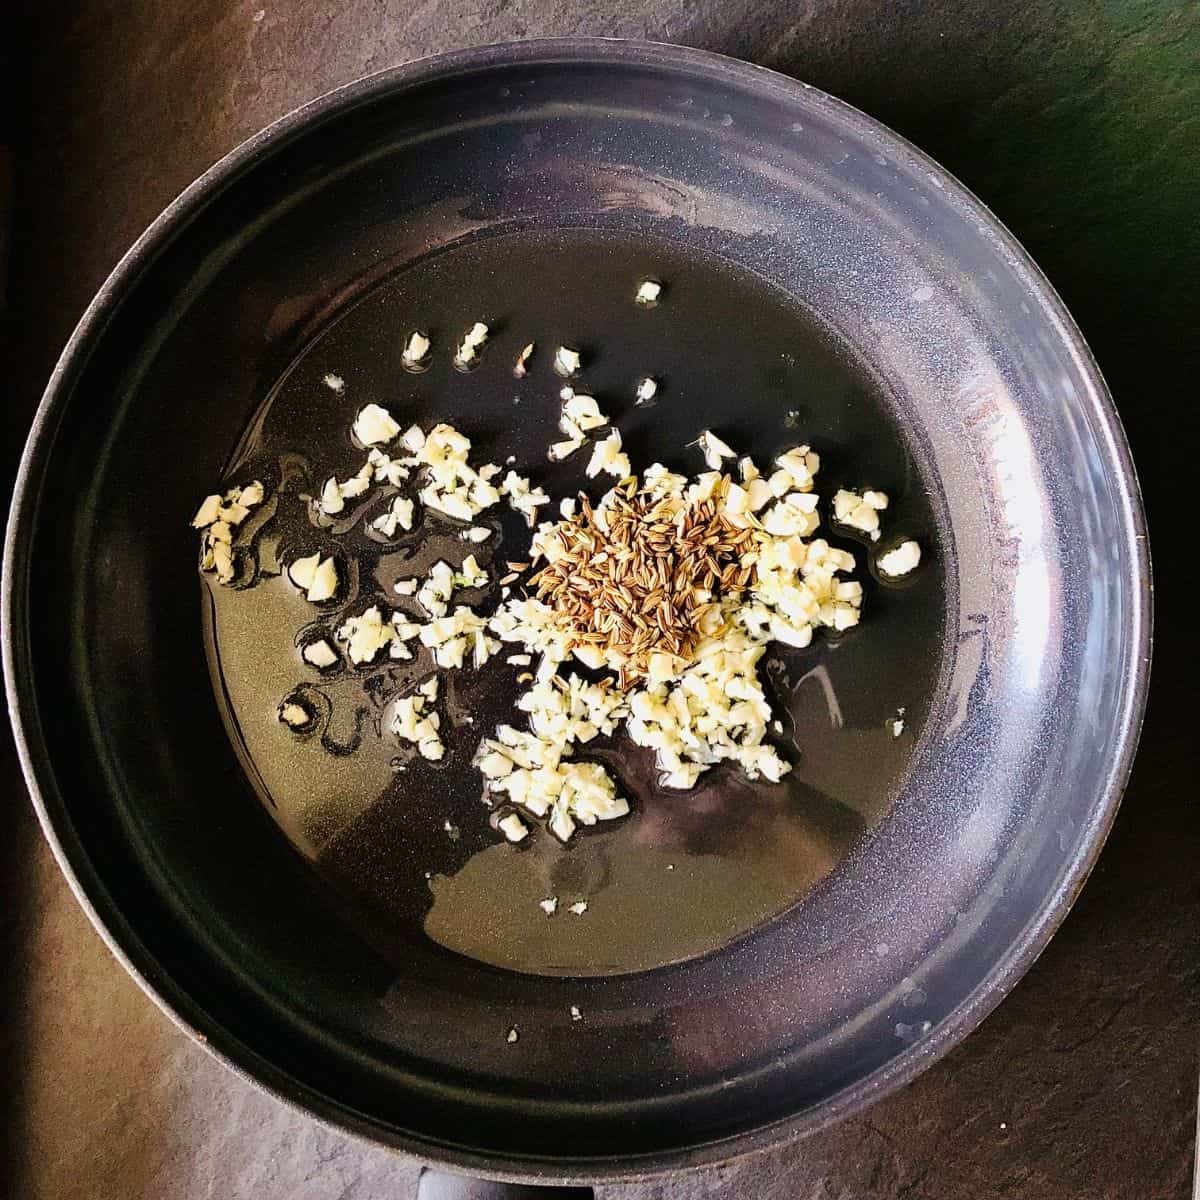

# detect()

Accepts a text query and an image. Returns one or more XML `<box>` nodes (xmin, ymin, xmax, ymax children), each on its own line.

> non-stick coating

<box><xmin>2</xmin><ymin>40</ymin><xmax>1149</xmax><ymax>1181</ymax></box>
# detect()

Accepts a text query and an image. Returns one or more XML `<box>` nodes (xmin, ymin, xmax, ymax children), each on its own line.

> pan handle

<box><xmin>417</xmin><ymin>1168</ymin><xmax>594</xmax><ymax>1199</ymax></box>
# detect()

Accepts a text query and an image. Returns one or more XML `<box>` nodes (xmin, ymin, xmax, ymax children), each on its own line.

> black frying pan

<box><xmin>3</xmin><ymin>39</ymin><xmax>1149</xmax><ymax>1194</ymax></box>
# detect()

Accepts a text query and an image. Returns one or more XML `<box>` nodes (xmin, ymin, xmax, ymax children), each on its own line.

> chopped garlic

<box><xmin>391</xmin><ymin>684</ymin><xmax>444</xmax><ymax>759</ymax></box>
<box><xmin>455</xmin><ymin>554</ymin><xmax>488</xmax><ymax>590</ymax></box>
<box><xmin>411</xmin><ymin>423</ymin><xmax>503</xmax><ymax>523</ymax></box>
<box><xmin>562</xmin><ymin>392</ymin><xmax>608</xmax><ymax>432</ymax></box>
<box><xmin>353</xmin><ymin>403</ymin><xmax>401</xmax><ymax>447</ymax></box>
<box><xmin>507</xmin><ymin>654</ymin><xmax>531</xmax><ymax>666</ymax></box>
<box><xmin>193</xmin><ymin>480</ymin><xmax>267</xmax><ymax>584</ymax></box>
<box><xmin>635</xmin><ymin>279</ymin><xmax>662</xmax><ymax>305</ymax></box>
<box><xmin>393</xmin><ymin>577</ymin><xmax>418</xmax><ymax>595</ymax></box>
<box><xmin>514</xmin><ymin>342</ymin><xmax>535</xmax><ymax>378</ymax></box>
<box><xmin>698</xmin><ymin>430</ymin><xmax>736</xmax><ymax>470</ymax></box>
<box><xmin>302</xmin><ymin>639</ymin><xmax>338</xmax><ymax>669</ymax></box>
<box><xmin>833</xmin><ymin>488</ymin><xmax>889</xmax><ymax>540</ymax></box>
<box><xmin>498</xmin><ymin>812</ymin><xmax>529</xmax><ymax>842</ymax></box>
<box><xmin>288</xmin><ymin>553</ymin><xmax>339</xmax><ymax>602</ymax></box>
<box><xmin>323</xmin><ymin>373</ymin><xmax>345</xmax><ymax>392</ymax></box>
<box><xmin>761</xmin><ymin>493</ymin><xmax>820</xmax><ymax>538</ymax></box>
<box><xmin>567</xmin><ymin>900</ymin><xmax>588</xmax><ymax>916</ymax></box>
<box><xmin>463</xmin><ymin>526</ymin><xmax>492</xmax><ymax>543</ymax></box>
<box><xmin>635</xmin><ymin>376</ymin><xmax>658</xmax><ymax>404</ymax></box>
<box><xmin>402</xmin><ymin>330</ymin><xmax>431</xmax><ymax>368</ymax></box>
<box><xmin>478</xmin><ymin>444</ymin><xmax>869</xmax><ymax>835</ymax></box>
<box><xmin>775</xmin><ymin>445</ymin><xmax>820</xmax><ymax>492</ymax></box>
<box><xmin>549</xmin><ymin>437</ymin><xmax>585</xmax><ymax>462</ymax></box>
<box><xmin>745</xmin><ymin>477</ymin><xmax>774</xmax><ymax>512</ymax></box>
<box><xmin>891</xmin><ymin>718</ymin><xmax>905</xmax><ymax>738</ymax></box>
<box><xmin>279</xmin><ymin>701</ymin><xmax>311</xmax><ymax>729</ymax></box>
<box><xmin>417</xmin><ymin>560</ymin><xmax>456</xmax><ymax>618</ymax></box>
<box><xmin>878</xmin><ymin>539</ymin><xmax>921</xmax><ymax>578</ymax></box>
<box><xmin>191</xmin><ymin>494</ymin><xmax>222</xmax><ymax>528</ymax></box>
<box><xmin>539</xmin><ymin>897</ymin><xmax>558</xmax><ymax>915</ymax></box>
<box><xmin>586</xmin><ymin>429</ymin><xmax>631</xmax><ymax>479</ymax></box>
<box><xmin>570</xmin><ymin>1005</ymin><xmax>582</xmax><ymax>1021</ymax></box>
<box><xmin>501</xmin><ymin>470</ymin><xmax>549</xmax><ymax>525</ymax></box>
<box><xmin>317</xmin><ymin>459</ymin><xmax>375</xmax><ymax>515</ymax></box>
<box><xmin>506</xmin><ymin>1027</ymin><xmax>519</xmax><ymax>1044</ymax></box>
<box><xmin>454</xmin><ymin>321</ymin><xmax>490</xmax><ymax>369</ymax></box>
<box><xmin>371</xmin><ymin>495</ymin><xmax>415</xmax><ymax>537</ymax></box>
<box><xmin>553</xmin><ymin>345</ymin><xmax>582</xmax><ymax>377</ymax></box>
<box><xmin>337</xmin><ymin>605</ymin><xmax>408</xmax><ymax>664</ymax></box>
<box><xmin>366</xmin><ymin>448</ymin><xmax>409</xmax><ymax>487</ymax></box>
<box><xmin>419</xmin><ymin>604</ymin><xmax>499</xmax><ymax>669</ymax></box>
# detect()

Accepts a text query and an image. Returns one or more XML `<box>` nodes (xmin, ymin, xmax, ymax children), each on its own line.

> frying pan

<box><xmin>3</xmin><ymin>38</ymin><xmax>1150</xmax><ymax>1194</ymax></box>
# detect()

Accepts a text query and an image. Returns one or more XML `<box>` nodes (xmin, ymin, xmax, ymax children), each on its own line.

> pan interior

<box><xmin>7</xmin><ymin>46</ymin><xmax>1145</xmax><ymax>1169</ymax></box>
<box><xmin>205</xmin><ymin>227</ymin><xmax>945</xmax><ymax>978</ymax></box>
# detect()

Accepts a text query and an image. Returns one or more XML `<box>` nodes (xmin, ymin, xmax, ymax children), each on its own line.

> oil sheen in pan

<box><xmin>202</xmin><ymin>228</ymin><xmax>944</xmax><ymax>978</ymax></box>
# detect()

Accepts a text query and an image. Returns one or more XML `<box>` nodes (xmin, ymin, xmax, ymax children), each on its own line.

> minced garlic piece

<box><xmin>500</xmin><ymin>470</ymin><xmax>549</xmax><ymax>526</ymax></box>
<box><xmin>635</xmin><ymin>376</ymin><xmax>658</xmax><ymax>405</ymax></box>
<box><xmin>192</xmin><ymin>494</ymin><xmax>222</xmax><ymax>528</ymax></box>
<box><xmin>393</xmin><ymin>577</ymin><xmax>418</xmax><ymax>596</ymax></box>
<box><xmin>553</xmin><ymin>345</ymin><xmax>582</xmax><ymax>377</ymax></box>
<box><xmin>463</xmin><ymin>526</ymin><xmax>492</xmax><ymax>543</ymax></box>
<box><xmin>402</xmin><ymin>330</ymin><xmax>431</xmax><ymax>368</ymax></box>
<box><xmin>498</xmin><ymin>812</ymin><xmax>529</xmax><ymax>842</ymax></box>
<box><xmin>417</xmin><ymin>560</ymin><xmax>456</xmax><ymax>618</ymax></box>
<box><xmin>877</xmin><ymin>539</ymin><xmax>921</xmax><ymax>577</ymax></box>
<box><xmin>698</xmin><ymin>430</ymin><xmax>736</xmax><ymax>471</ymax></box>
<box><xmin>760</xmin><ymin>491</ymin><xmax>820</xmax><ymax>538</ymax></box>
<box><xmin>302</xmin><ymin>639</ymin><xmax>338</xmax><ymax>669</ymax></box>
<box><xmin>562</xmin><ymin>392</ymin><xmax>608</xmax><ymax>432</ymax></box>
<box><xmin>567</xmin><ymin>900</ymin><xmax>588</xmax><ymax>916</ymax></box>
<box><xmin>586</xmin><ymin>429</ymin><xmax>630</xmax><ymax>479</ymax></box>
<box><xmin>454</xmin><ymin>321</ymin><xmax>490</xmax><ymax>369</ymax></box>
<box><xmin>366</xmin><ymin>449</ymin><xmax>410</xmax><ymax>487</ymax></box>
<box><xmin>317</xmin><ymin>459</ymin><xmax>375</xmax><ymax>515</ymax></box>
<box><xmin>353</xmin><ymin>403</ymin><xmax>401</xmax><ymax>447</ymax></box>
<box><xmin>413</xmin><ymin>423</ymin><xmax>503</xmax><ymax>523</ymax></box>
<box><xmin>419</xmin><ymin>604</ymin><xmax>499</xmax><ymax>669</ymax></box>
<box><xmin>322</xmin><ymin>373</ymin><xmax>345</xmax><ymax>392</ymax></box>
<box><xmin>279</xmin><ymin>700</ymin><xmax>311</xmax><ymax>729</ymax></box>
<box><xmin>549</xmin><ymin>436</ymin><xmax>584</xmax><ymax>462</ymax></box>
<box><xmin>288</xmin><ymin>553</ymin><xmax>339</xmax><ymax>603</ymax></box>
<box><xmin>775</xmin><ymin>445</ymin><xmax>820</xmax><ymax>492</ymax></box>
<box><xmin>307</xmin><ymin>558</ymin><xmax>339</xmax><ymax>603</ymax></box>
<box><xmin>336</xmin><ymin>605</ymin><xmax>411</xmax><ymax>664</ymax></box>
<box><xmin>514</xmin><ymin>342</ymin><xmax>535</xmax><ymax>377</ymax></box>
<box><xmin>833</xmin><ymin>488</ymin><xmax>889</xmax><ymax>540</ymax></box>
<box><xmin>371</xmin><ymin>496</ymin><xmax>415</xmax><ymax>537</ymax></box>
<box><xmin>635</xmin><ymin>279</ymin><xmax>662</xmax><ymax>306</ymax></box>
<box><xmin>539</xmin><ymin>897</ymin><xmax>558</xmax><ymax>915</ymax></box>
<box><xmin>455</xmin><ymin>555</ymin><xmax>488</xmax><ymax>590</ymax></box>
<box><xmin>391</xmin><ymin>684</ymin><xmax>444</xmax><ymax>759</ymax></box>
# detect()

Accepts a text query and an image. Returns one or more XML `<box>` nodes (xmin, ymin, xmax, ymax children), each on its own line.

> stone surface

<box><xmin>2</xmin><ymin>2</ymin><xmax>1197</xmax><ymax>1198</ymax></box>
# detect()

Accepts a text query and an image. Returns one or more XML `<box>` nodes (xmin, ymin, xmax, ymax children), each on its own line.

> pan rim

<box><xmin>2</xmin><ymin>36</ymin><xmax>1152</xmax><ymax>1183</ymax></box>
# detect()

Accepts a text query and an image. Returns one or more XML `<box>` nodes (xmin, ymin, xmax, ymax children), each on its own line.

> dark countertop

<box><xmin>3</xmin><ymin>3</ymin><xmax>1197</xmax><ymax>1198</ymax></box>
